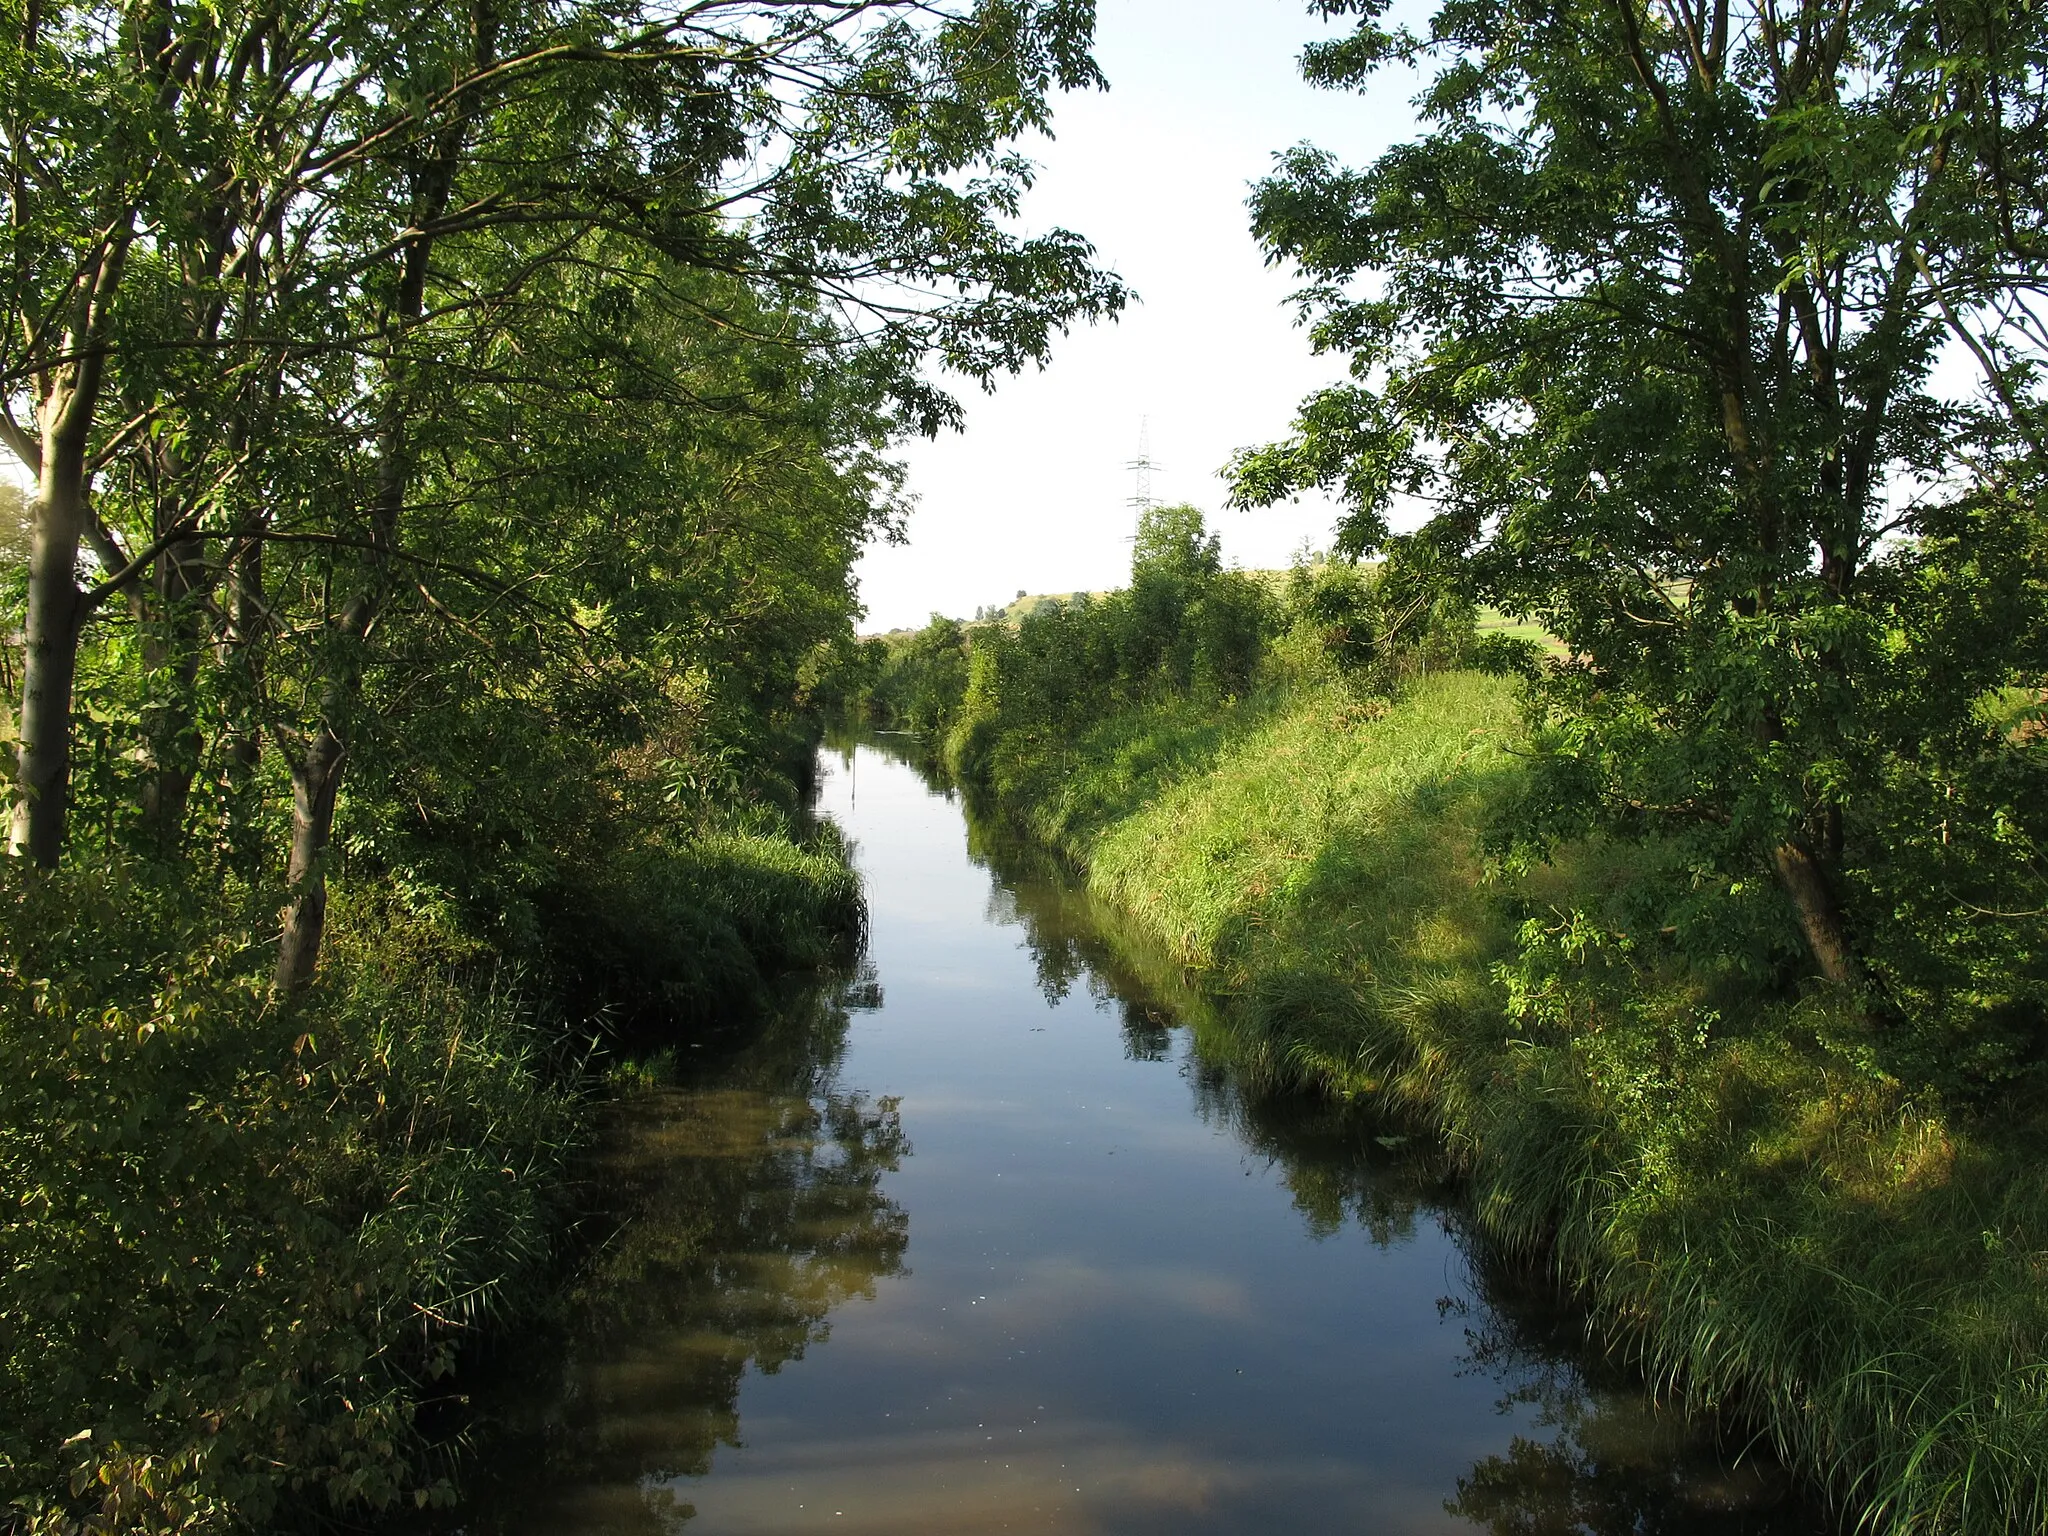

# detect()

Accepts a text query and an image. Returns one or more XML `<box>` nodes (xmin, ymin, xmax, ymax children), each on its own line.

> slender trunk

<box><xmin>222</xmin><ymin>501</ymin><xmax>268</xmax><ymax>762</ymax></box>
<box><xmin>273</xmin><ymin>720</ymin><xmax>345</xmax><ymax>992</ymax></box>
<box><xmin>6</xmin><ymin>216</ymin><xmax>128</xmax><ymax>864</ymax></box>
<box><xmin>1771</xmin><ymin>838</ymin><xmax>1866</xmax><ymax>991</ymax></box>
<box><xmin>212</xmin><ymin>514</ymin><xmax>271</xmax><ymax>876</ymax></box>
<box><xmin>269</xmin><ymin>382</ymin><xmax>409</xmax><ymax>990</ymax></box>
<box><xmin>138</xmin><ymin>529</ymin><xmax>207</xmax><ymax>852</ymax></box>
<box><xmin>270</xmin><ymin>142</ymin><xmax>454</xmax><ymax>991</ymax></box>
<box><xmin>9</xmin><ymin>396</ymin><xmax>92</xmax><ymax>865</ymax></box>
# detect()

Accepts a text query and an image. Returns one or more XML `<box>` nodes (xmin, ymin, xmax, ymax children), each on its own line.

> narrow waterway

<box><xmin>456</xmin><ymin>737</ymin><xmax>1819</xmax><ymax>1535</ymax></box>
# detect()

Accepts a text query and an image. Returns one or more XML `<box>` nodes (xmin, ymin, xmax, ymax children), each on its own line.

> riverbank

<box><xmin>947</xmin><ymin>668</ymin><xmax>2048</xmax><ymax>1535</ymax></box>
<box><xmin>0</xmin><ymin>822</ymin><xmax>862</xmax><ymax>1535</ymax></box>
<box><xmin>425</xmin><ymin>733</ymin><xmax>1823</xmax><ymax>1534</ymax></box>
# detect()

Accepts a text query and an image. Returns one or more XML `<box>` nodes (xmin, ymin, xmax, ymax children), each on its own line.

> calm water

<box><xmin>452</xmin><ymin>738</ymin><xmax>1820</xmax><ymax>1535</ymax></box>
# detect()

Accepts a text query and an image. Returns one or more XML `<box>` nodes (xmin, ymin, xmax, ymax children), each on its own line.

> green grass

<box><xmin>1477</xmin><ymin>605</ymin><xmax>1569</xmax><ymax>655</ymax></box>
<box><xmin>963</xmin><ymin>668</ymin><xmax>2048</xmax><ymax>1536</ymax></box>
<box><xmin>0</xmin><ymin>818</ymin><xmax>866</xmax><ymax>1534</ymax></box>
<box><xmin>537</xmin><ymin>824</ymin><xmax>867</xmax><ymax>1025</ymax></box>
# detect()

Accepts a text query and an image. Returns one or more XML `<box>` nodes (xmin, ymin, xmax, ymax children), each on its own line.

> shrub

<box><xmin>0</xmin><ymin>865</ymin><xmax>577</xmax><ymax>1534</ymax></box>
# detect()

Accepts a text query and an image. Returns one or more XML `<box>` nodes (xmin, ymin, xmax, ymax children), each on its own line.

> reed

<box><xmin>0</xmin><ymin>817</ymin><xmax>866</xmax><ymax>1533</ymax></box>
<box><xmin>0</xmin><ymin>864</ymin><xmax>580</xmax><ymax>1533</ymax></box>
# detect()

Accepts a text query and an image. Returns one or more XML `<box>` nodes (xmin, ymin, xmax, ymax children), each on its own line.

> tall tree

<box><xmin>1234</xmin><ymin>0</ymin><xmax>2048</xmax><ymax>1056</ymax></box>
<box><xmin>4</xmin><ymin>0</ymin><xmax>1125</xmax><ymax>988</ymax></box>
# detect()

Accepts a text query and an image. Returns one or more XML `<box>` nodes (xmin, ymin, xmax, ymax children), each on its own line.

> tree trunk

<box><xmin>9</xmin><ymin>395</ymin><xmax>93</xmax><ymax>866</ymax></box>
<box><xmin>5</xmin><ymin>216</ymin><xmax>127</xmax><ymax>865</ymax></box>
<box><xmin>222</xmin><ymin>508</ymin><xmax>268</xmax><ymax>765</ymax></box>
<box><xmin>210</xmin><ymin>515</ymin><xmax>271</xmax><ymax>875</ymax></box>
<box><xmin>267</xmin><ymin>416</ymin><xmax>402</xmax><ymax>991</ymax></box>
<box><xmin>268</xmin><ymin>143</ymin><xmax>453</xmax><ymax>990</ymax></box>
<box><xmin>138</xmin><ymin>525</ymin><xmax>208</xmax><ymax>852</ymax></box>
<box><xmin>1772</xmin><ymin>838</ymin><xmax>1867</xmax><ymax>992</ymax></box>
<box><xmin>274</xmin><ymin>722</ymin><xmax>346</xmax><ymax>993</ymax></box>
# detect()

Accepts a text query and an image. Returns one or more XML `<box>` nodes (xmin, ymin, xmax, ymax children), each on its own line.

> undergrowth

<box><xmin>0</xmin><ymin>818</ymin><xmax>865</xmax><ymax>1534</ymax></box>
<box><xmin>962</xmin><ymin>667</ymin><xmax>2048</xmax><ymax>1535</ymax></box>
<box><xmin>0</xmin><ymin>864</ymin><xmax>574</xmax><ymax>1534</ymax></box>
<box><xmin>532</xmin><ymin>824</ymin><xmax>866</xmax><ymax>1026</ymax></box>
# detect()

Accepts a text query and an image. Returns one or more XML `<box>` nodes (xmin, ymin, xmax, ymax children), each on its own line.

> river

<box><xmin>448</xmin><ymin>735</ymin><xmax>1823</xmax><ymax>1535</ymax></box>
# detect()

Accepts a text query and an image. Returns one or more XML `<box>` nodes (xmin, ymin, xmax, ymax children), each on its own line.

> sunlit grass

<box><xmin>971</xmin><ymin>667</ymin><xmax>2048</xmax><ymax>1535</ymax></box>
<box><xmin>1476</xmin><ymin>605</ymin><xmax>1570</xmax><ymax>656</ymax></box>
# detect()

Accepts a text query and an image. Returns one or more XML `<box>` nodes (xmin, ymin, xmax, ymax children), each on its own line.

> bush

<box><xmin>0</xmin><ymin>865</ymin><xmax>577</xmax><ymax>1534</ymax></box>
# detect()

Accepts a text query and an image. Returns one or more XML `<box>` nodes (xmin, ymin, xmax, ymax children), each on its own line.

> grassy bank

<box><xmin>952</xmin><ymin>667</ymin><xmax>2048</xmax><ymax>1536</ymax></box>
<box><xmin>0</xmin><ymin>820</ymin><xmax>863</xmax><ymax>1536</ymax></box>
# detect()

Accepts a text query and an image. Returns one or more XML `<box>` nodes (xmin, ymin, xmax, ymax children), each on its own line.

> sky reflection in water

<box><xmin>450</xmin><ymin>739</ymin><xmax>1824</xmax><ymax>1536</ymax></box>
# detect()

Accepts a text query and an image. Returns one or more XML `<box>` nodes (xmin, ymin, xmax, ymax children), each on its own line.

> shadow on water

<box><xmin>888</xmin><ymin>731</ymin><xmax>1824</xmax><ymax>1536</ymax></box>
<box><xmin>441</xmin><ymin>989</ymin><xmax>910</xmax><ymax>1534</ymax></box>
<box><xmin>433</xmin><ymin>732</ymin><xmax>1828</xmax><ymax>1535</ymax></box>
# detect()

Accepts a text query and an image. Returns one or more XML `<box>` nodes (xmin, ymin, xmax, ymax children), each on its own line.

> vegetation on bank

<box><xmin>0</xmin><ymin>2</ymin><xmax>1122</xmax><ymax>1529</ymax></box>
<box><xmin>1115</xmin><ymin>4</ymin><xmax>2048</xmax><ymax>1529</ymax></box>
<box><xmin>0</xmin><ymin>817</ymin><xmax>864</xmax><ymax>1536</ymax></box>
<box><xmin>858</xmin><ymin>498</ymin><xmax>2048</xmax><ymax>1533</ymax></box>
<box><xmin>1073</xmin><ymin>674</ymin><xmax>2048</xmax><ymax>1536</ymax></box>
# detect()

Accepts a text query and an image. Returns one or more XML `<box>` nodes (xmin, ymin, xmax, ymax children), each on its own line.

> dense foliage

<box><xmin>0</xmin><ymin>1</ymin><xmax>1121</xmax><ymax>1527</ymax></box>
<box><xmin>1232</xmin><ymin>0</ymin><xmax>2048</xmax><ymax>1102</ymax></box>
<box><xmin>0</xmin><ymin>871</ymin><xmax>576</xmax><ymax>1533</ymax></box>
<box><xmin>855</xmin><ymin>504</ymin><xmax>1467</xmax><ymax>783</ymax></box>
<box><xmin>862</xmin><ymin>617</ymin><xmax>975</xmax><ymax>738</ymax></box>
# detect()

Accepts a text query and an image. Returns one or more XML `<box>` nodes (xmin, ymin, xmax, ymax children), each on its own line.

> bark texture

<box><xmin>10</xmin><ymin>388</ymin><xmax>94</xmax><ymax>865</ymax></box>
<box><xmin>137</xmin><ymin>529</ymin><xmax>208</xmax><ymax>853</ymax></box>
<box><xmin>1772</xmin><ymin>839</ymin><xmax>1867</xmax><ymax>992</ymax></box>
<box><xmin>274</xmin><ymin>723</ymin><xmax>346</xmax><ymax>993</ymax></box>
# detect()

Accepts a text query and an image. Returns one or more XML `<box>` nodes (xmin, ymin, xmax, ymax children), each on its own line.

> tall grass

<box><xmin>0</xmin><ymin>865</ymin><xmax>579</xmax><ymax>1534</ymax></box>
<box><xmin>533</xmin><ymin>823</ymin><xmax>866</xmax><ymax>1026</ymax></box>
<box><xmin>971</xmin><ymin>668</ymin><xmax>2048</xmax><ymax>1535</ymax></box>
<box><xmin>0</xmin><ymin>815</ymin><xmax>867</xmax><ymax>1534</ymax></box>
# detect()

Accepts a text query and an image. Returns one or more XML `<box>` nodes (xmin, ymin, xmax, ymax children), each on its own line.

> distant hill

<box><xmin>861</xmin><ymin>589</ymin><xmax>1108</xmax><ymax>640</ymax></box>
<box><xmin>1000</xmin><ymin>590</ymin><xmax>1104</xmax><ymax>621</ymax></box>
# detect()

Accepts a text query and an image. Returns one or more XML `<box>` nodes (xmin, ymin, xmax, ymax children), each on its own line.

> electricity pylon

<box><xmin>1126</xmin><ymin>417</ymin><xmax>1162</xmax><ymax>513</ymax></box>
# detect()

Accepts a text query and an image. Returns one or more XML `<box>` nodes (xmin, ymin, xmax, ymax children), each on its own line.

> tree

<box><xmin>1131</xmin><ymin>502</ymin><xmax>1220</xmax><ymax>584</ymax></box>
<box><xmin>1234</xmin><ymin>0</ymin><xmax>2048</xmax><ymax>1064</ymax></box>
<box><xmin>4</xmin><ymin>0</ymin><xmax>1126</xmax><ymax>989</ymax></box>
<box><xmin>1127</xmin><ymin>502</ymin><xmax>1219</xmax><ymax>688</ymax></box>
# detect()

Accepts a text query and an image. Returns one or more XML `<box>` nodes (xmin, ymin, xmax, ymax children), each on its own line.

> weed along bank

<box><xmin>849</xmin><ymin>500</ymin><xmax>2048</xmax><ymax>1535</ymax></box>
<box><xmin>7</xmin><ymin>0</ymin><xmax>2046</xmax><ymax>1531</ymax></box>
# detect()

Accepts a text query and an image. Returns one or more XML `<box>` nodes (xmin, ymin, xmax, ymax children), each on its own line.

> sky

<box><xmin>851</xmin><ymin>0</ymin><xmax>1430</xmax><ymax>633</ymax></box>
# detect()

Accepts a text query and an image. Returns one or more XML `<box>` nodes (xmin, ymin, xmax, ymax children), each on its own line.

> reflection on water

<box><xmin>443</xmin><ymin>736</ymin><xmax>1828</xmax><ymax>1535</ymax></box>
<box><xmin>455</xmin><ymin>994</ymin><xmax>909</xmax><ymax>1534</ymax></box>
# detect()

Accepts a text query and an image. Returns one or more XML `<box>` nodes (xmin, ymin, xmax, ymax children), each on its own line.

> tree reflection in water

<box><xmin>940</xmin><ymin>739</ymin><xmax>1820</xmax><ymax>1536</ymax></box>
<box><xmin>1440</xmin><ymin>1267</ymin><xmax>1800</xmax><ymax>1536</ymax></box>
<box><xmin>452</xmin><ymin>734</ymin><xmax>1821</xmax><ymax>1536</ymax></box>
<box><xmin>456</xmin><ymin>986</ymin><xmax>909</xmax><ymax>1535</ymax></box>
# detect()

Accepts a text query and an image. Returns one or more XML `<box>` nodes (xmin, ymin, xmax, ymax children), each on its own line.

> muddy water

<box><xmin>453</xmin><ymin>737</ymin><xmax>1820</xmax><ymax>1535</ymax></box>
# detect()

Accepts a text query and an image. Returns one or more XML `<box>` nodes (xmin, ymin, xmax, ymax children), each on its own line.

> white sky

<box><xmin>853</xmin><ymin>0</ymin><xmax>1429</xmax><ymax>632</ymax></box>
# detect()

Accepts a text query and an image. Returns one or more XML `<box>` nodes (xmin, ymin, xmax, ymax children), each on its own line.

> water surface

<box><xmin>457</xmin><ymin>738</ymin><xmax>1818</xmax><ymax>1535</ymax></box>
